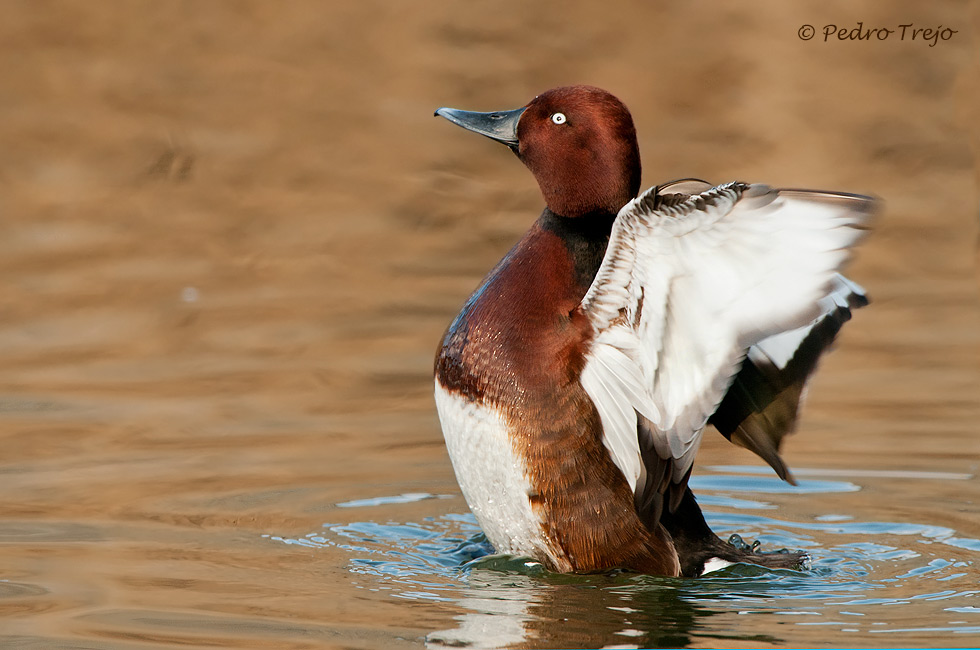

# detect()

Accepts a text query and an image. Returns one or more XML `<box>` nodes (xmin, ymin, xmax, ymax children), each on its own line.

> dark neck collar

<box><xmin>538</xmin><ymin>208</ymin><xmax>617</xmax><ymax>289</ymax></box>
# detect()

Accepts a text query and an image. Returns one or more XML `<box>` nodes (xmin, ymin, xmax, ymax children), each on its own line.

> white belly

<box><xmin>433</xmin><ymin>380</ymin><xmax>566</xmax><ymax>566</ymax></box>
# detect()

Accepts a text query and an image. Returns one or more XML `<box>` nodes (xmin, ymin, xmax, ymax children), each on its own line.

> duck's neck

<box><xmin>538</xmin><ymin>208</ymin><xmax>618</xmax><ymax>292</ymax></box>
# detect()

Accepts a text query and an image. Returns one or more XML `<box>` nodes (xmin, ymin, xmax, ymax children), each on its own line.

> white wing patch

<box><xmin>579</xmin><ymin>183</ymin><xmax>873</xmax><ymax>499</ymax></box>
<box><xmin>701</xmin><ymin>557</ymin><xmax>735</xmax><ymax>574</ymax></box>
<box><xmin>749</xmin><ymin>274</ymin><xmax>867</xmax><ymax>371</ymax></box>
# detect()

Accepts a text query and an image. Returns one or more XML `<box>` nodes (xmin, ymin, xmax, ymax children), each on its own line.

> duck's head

<box><xmin>436</xmin><ymin>85</ymin><xmax>641</xmax><ymax>219</ymax></box>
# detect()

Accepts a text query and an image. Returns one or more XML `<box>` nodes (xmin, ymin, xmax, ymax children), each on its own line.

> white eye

<box><xmin>551</xmin><ymin>113</ymin><xmax>567</xmax><ymax>125</ymax></box>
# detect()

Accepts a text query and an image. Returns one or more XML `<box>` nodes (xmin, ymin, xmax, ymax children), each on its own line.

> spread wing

<box><xmin>578</xmin><ymin>182</ymin><xmax>874</xmax><ymax>525</ymax></box>
<box><xmin>709</xmin><ymin>274</ymin><xmax>868</xmax><ymax>484</ymax></box>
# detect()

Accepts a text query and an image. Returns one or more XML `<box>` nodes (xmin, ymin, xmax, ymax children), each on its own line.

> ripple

<box><xmin>690</xmin><ymin>474</ymin><xmax>860</xmax><ymax>494</ymax></box>
<box><xmin>335</xmin><ymin>492</ymin><xmax>453</xmax><ymax>508</ymax></box>
<box><xmin>0</xmin><ymin>580</ymin><xmax>48</xmax><ymax>600</ymax></box>
<box><xmin>267</xmin><ymin>475</ymin><xmax>980</xmax><ymax>647</ymax></box>
<box><xmin>709</xmin><ymin>465</ymin><xmax>975</xmax><ymax>481</ymax></box>
<box><xmin>0</xmin><ymin>521</ymin><xmax>104</xmax><ymax>543</ymax></box>
<box><xmin>265</xmin><ymin>513</ymin><xmax>491</xmax><ymax>590</ymax></box>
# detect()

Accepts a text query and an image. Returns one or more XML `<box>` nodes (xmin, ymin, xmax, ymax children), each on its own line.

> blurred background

<box><xmin>0</xmin><ymin>1</ymin><xmax>977</xmax><ymax>649</ymax></box>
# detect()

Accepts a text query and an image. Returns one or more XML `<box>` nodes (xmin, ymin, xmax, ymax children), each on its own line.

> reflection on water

<box><xmin>271</xmin><ymin>468</ymin><xmax>980</xmax><ymax>649</ymax></box>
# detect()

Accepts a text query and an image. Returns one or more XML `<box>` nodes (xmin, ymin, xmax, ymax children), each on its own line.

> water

<box><xmin>268</xmin><ymin>468</ymin><xmax>980</xmax><ymax>648</ymax></box>
<box><xmin>0</xmin><ymin>2</ymin><xmax>977</xmax><ymax>649</ymax></box>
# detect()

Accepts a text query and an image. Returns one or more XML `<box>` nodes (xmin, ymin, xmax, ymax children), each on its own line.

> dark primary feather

<box><xmin>708</xmin><ymin>277</ymin><xmax>869</xmax><ymax>484</ymax></box>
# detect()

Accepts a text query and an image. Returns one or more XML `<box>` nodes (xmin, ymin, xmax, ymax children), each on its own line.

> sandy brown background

<box><xmin>0</xmin><ymin>1</ymin><xmax>977</xmax><ymax>648</ymax></box>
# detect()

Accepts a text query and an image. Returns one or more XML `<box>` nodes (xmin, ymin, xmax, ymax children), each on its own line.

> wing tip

<box><xmin>777</xmin><ymin>187</ymin><xmax>881</xmax><ymax>220</ymax></box>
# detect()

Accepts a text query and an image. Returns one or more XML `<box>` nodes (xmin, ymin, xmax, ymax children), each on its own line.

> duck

<box><xmin>432</xmin><ymin>85</ymin><xmax>873</xmax><ymax>577</ymax></box>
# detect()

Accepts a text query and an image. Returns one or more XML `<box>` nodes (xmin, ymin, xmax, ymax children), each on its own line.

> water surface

<box><xmin>270</xmin><ymin>468</ymin><xmax>980</xmax><ymax>648</ymax></box>
<box><xmin>0</xmin><ymin>1</ymin><xmax>977</xmax><ymax>649</ymax></box>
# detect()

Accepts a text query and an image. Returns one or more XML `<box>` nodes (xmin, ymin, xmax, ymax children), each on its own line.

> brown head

<box><xmin>435</xmin><ymin>85</ymin><xmax>642</xmax><ymax>218</ymax></box>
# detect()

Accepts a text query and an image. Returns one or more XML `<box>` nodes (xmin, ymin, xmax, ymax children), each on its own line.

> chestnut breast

<box><xmin>435</xmin><ymin>209</ymin><xmax>615</xmax><ymax>407</ymax></box>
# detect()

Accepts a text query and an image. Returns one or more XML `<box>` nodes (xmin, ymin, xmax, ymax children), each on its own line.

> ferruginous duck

<box><xmin>432</xmin><ymin>85</ymin><xmax>873</xmax><ymax>577</ymax></box>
